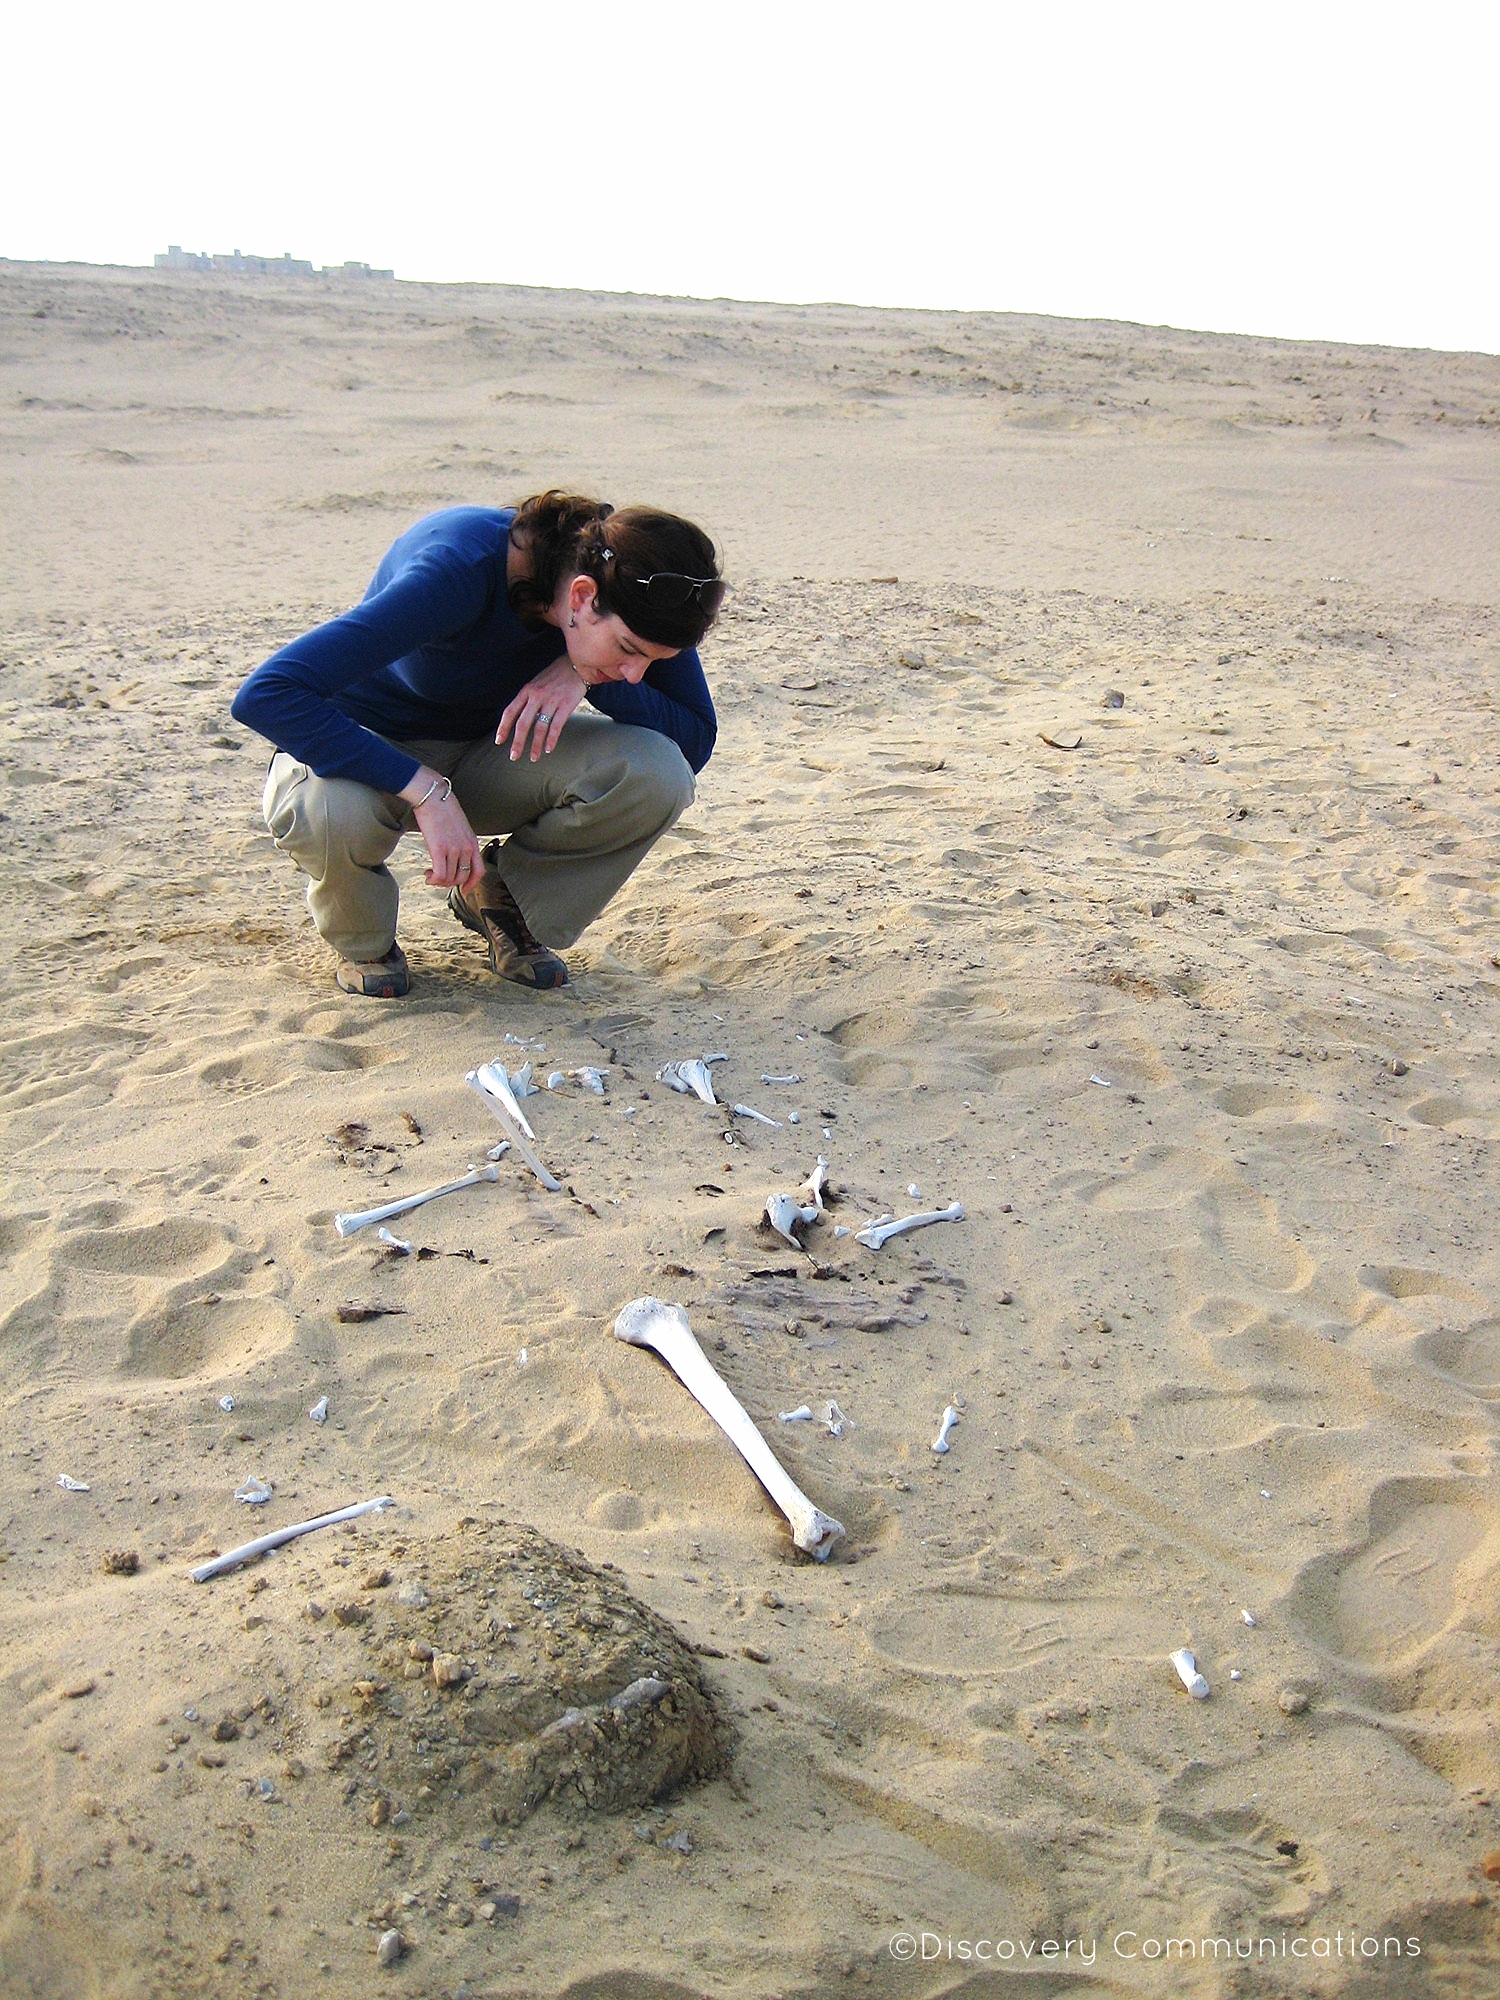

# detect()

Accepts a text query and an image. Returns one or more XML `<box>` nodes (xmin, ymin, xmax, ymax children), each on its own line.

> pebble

<box><xmin>1278</xmin><ymin>1687</ymin><xmax>1310</xmax><ymax>1715</ymax></box>
<box><xmin>432</xmin><ymin>1651</ymin><xmax>472</xmax><ymax>1688</ymax></box>
<box><xmin>1388</xmin><ymin>1058</ymin><xmax>1409</xmax><ymax>1076</ymax></box>
<box><xmin>376</xmin><ymin>1929</ymin><xmax>405</xmax><ymax>1966</ymax></box>
<box><xmin>59</xmin><ymin>1677</ymin><xmax>96</xmax><ymax>1701</ymax></box>
<box><xmin>397</xmin><ymin>1582</ymin><xmax>429</xmax><ymax>1609</ymax></box>
<box><xmin>1481</xmin><ymin>1851</ymin><xmax>1500</xmax><ymax>1882</ymax></box>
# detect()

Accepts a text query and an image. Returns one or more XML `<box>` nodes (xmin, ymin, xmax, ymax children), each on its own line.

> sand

<box><xmin>1</xmin><ymin>260</ymin><xmax>1499</xmax><ymax>1999</ymax></box>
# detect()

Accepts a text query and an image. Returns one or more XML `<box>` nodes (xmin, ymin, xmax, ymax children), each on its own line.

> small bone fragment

<box><xmin>376</xmin><ymin>1227</ymin><xmax>412</xmax><ymax>1253</ymax></box>
<box><xmin>508</xmin><ymin>1062</ymin><xmax>539</xmax><ymax>1098</ymax></box>
<box><xmin>765</xmin><ymin>1192</ymin><xmax>820</xmax><ymax>1249</ymax></box>
<box><xmin>572</xmin><ymin>1066</ymin><xmax>607</xmax><ymax>1093</ymax></box>
<box><xmin>657</xmin><ymin>1058</ymin><xmax>717</xmax><ymax>1105</ymax></box>
<box><xmin>546</xmin><ymin>1071</ymin><xmax>567</xmax><ymax>1090</ymax></box>
<box><xmin>1171</xmin><ymin>1647</ymin><xmax>1210</xmax><ymax>1698</ymax></box>
<box><xmin>778</xmin><ymin>1405</ymin><xmax>814</xmax><ymax>1423</ymax></box>
<box><xmin>615</xmin><ymin>1297</ymin><xmax>844</xmax><ymax>1560</ymax></box>
<box><xmin>788</xmin><ymin>1111</ymin><xmax>800</xmax><ymax>1123</ymax></box>
<box><xmin>799</xmin><ymin>1156</ymin><xmax>829</xmax><ymax>1210</ymax></box>
<box><xmin>218</xmin><ymin>1394</ymin><xmax>236</xmax><ymax>1412</ymax></box>
<box><xmin>335</xmin><ymin>1162</ymin><xmax>501</xmax><ymax>1237</ymax></box>
<box><xmin>732</xmin><ymin>1103</ymin><xmax>782</xmax><ymax>1127</ymax></box>
<box><xmin>833</xmin><ymin>1225</ymin><xmax>850</xmax><ymax>1238</ymax></box>
<box><xmin>703</xmin><ymin>1053</ymin><xmax>729</xmax><ymax>1066</ymax></box>
<box><xmin>57</xmin><ymin>1474</ymin><xmax>90</xmax><ymax>1493</ymax></box>
<box><xmin>309</xmin><ymin>1397</ymin><xmax>329</xmax><ymax>1424</ymax></box>
<box><xmin>191</xmin><ymin>1495</ymin><xmax>394</xmax><ymax>1583</ymax></box>
<box><xmin>761</xmin><ymin>1073</ymin><xmax>801</xmax><ymax>1085</ymax></box>
<box><xmin>485</xmin><ymin>1140</ymin><xmax>512</xmax><ymax>1163</ymax></box>
<box><xmin>856</xmin><ymin>1201</ymin><xmax>964</xmax><ymax>1250</ymax></box>
<box><xmin>822</xmin><ymin>1401</ymin><xmax>849</xmax><ymax>1438</ymax></box>
<box><xmin>1089</xmin><ymin>1073</ymin><xmax>1112</xmax><ymax>1087</ymax></box>
<box><xmin>466</xmin><ymin>1068</ymin><xmax>562</xmax><ymax>1191</ymax></box>
<box><xmin>235</xmin><ymin>1476</ymin><xmax>272</xmax><ymax>1506</ymax></box>
<box><xmin>931</xmin><ymin>1405</ymin><xmax>960</xmax><ymax>1454</ymax></box>
<box><xmin>504</xmin><ymin>1032</ymin><xmax>543</xmax><ymax>1048</ymax></box>
<box><xmin>907</xmin><ymin>1183</ymin><xmax>922</xmax><ymax>1199</ymax></box>
<box><xmin>1241</xmin><ymin>1608</ymin><xmax>1257</xmax><ymax>1627</ymax></box>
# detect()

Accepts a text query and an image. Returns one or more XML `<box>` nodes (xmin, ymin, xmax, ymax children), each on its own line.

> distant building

<box><xmin>153</xmin><ymin>246</ymin><xmax>391</xmax><ymax>279</ymax></box>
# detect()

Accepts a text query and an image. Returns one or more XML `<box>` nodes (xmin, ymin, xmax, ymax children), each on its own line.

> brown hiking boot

<box><xmin>448</xmin><ymin>844</ymin><xmax>569</xmax><ymax>989</ymax></box>
<box><xmin>335</xmin><ymin>943</ymin><xmax>410</xmax><ymax>998</ymax></box>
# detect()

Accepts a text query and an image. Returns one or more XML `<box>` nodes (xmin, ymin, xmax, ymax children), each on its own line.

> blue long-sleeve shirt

<box><xmin>231</xmin><ymin>506</ymin><xmax>717</xmax><ymax>793</ymax></box>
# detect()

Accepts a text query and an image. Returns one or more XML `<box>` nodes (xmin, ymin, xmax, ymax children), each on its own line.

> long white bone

<box><xmin>856</xmin><ymin>1201</ymin><xmax>964</xmax><ymax>1250</ymax></box>
<box><xmin>799</xmin><ymin>1156</ymin><xmax>830</xmax><ymax>1210</ymax></box>
<box><xmin>466</xmin><ymin>1067</ymin><xmax>562</xmax><ymax>1191</ymax></box>
<box><xmin>614</xmin><ymin>1297</ymin><xmax>844</xmax><ymax>1561</ymax></box>
<box><xmin>190</xmin><ymin>1495</ymin><xmax>394</xmax><ymax>1583</ymax></box>
<box><xmin>932</xmin><ymin>1404</ymin><xmax>960</xmax><ymax>1454</ymax></box>
<box><xmin>732</xmin><ymin>1103</ymin><xmax>782</xmax><ymax>1127</ymax></box>
<box><xmin>1171</xmin><ymin>1647</ymin><xmax>1211</xmax><ymax>1699</ymax></box>
<box><xmin>334</xmin><ymin>1163</ymin><xmax>500</xmax><ymax>1238</ymax></box>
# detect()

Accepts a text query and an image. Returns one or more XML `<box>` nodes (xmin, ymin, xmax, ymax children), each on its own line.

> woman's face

<box><xmin>563</xmin><ymin>582</ymin><xmax>678</xmax><ymax>685</ymax></box>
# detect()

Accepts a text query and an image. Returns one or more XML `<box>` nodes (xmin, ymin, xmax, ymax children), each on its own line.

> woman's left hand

<box><xmin>497</xmin><ymin>656</ymin><xmax>587</xmax><ymax>762</ymax></box>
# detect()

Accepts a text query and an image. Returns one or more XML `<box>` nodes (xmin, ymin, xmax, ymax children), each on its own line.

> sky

<box><xmin>4</xmin><ymin>0</ymin><xmax>1496</xmax><ymax>355</ymax></box>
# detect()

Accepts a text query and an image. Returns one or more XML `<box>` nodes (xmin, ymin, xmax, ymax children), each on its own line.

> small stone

<box><xmin>332</xmin><ymin>1601</ymin><xmax>369</xmax><ymax>1627</ymax></box>
<box><xmin>1388</xmin><ymin>1058</ymin><xmax>1409</xmax><ymax>1076</ymax></box>
<box><xmin>283</xmin><ymin>1757</ymin><xmax>306</xmax><ymax>1781</ymax></box>
<box><xmin>1481</xmin><ymin>1851</ymin><xmax>1500</xmax><ymax>1882</ymax></box>
<box><xmin>362</xmin><ymin>1568</ymin><xmax>391</xmax><ymax>1591</ymax></box>
<box><xmin>101</xmin><ymin>1549</ymin><xmax>139</xmax><ymax>1576</ymax></box>
<box><xmin>368</xmin><ymin>1795</ymin><xmax>392</xmax><ymax>1829</ymax></box>
<box><xmin>375</xmin><ymin>1928</ymin><xmax>405</xmax><ymax>1966</ymax></box>
<box><xmin>211</xmin><ymin>1716</ymin><xmax>240</xmax><ymax>1742</ymax></box>
<box><xmin>407</xmin><ymin>1639</ymin><xmax>434</xmax><ymax>1662</ymax></box>
<box><xmin>741</xmin><ymin>1646</ymin><xmax>771</xmax><ymax>1664</ymax></box>
<box><xmin>197</xmin><ymin>1750</ymin><xmax>227</xmax><ymax>1769</ymax></box>
<box><xmin>60</xmin><ymin>1677</ymin><xmax>96</xmax><ymax>1700</ymax></box>
<box><xmin>431</xmin><ymin>1652</ymin><xmax>472</xmax><ymax>1688</ymax></box>
<box><xmin>396</xmin><ymin>1582</ymin><xmax>429</xmax><ymax>1609</ymax></box>
<box><xmin>1150</xmin><ymin>899</ymin><xmax>1169</xmax><ymax>918</ymax></box>
<box><xmin>1102</xmin><ymin>689</ymin><xmax>1125</xmax><ymax>709</ymax></box>
<box><xmin>1278</xmin><ymin>1686</ymin><xmax>1310</xmax><ymax>1716</ymax></box>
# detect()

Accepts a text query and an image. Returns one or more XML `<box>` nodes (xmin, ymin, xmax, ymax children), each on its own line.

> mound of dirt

<box><xmin>290</xmin><ymin>1517</ymin><xmax>726</xmax><ymax>1830</ymax></box>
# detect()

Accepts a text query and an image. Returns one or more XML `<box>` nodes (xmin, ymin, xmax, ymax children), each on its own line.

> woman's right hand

<box><xmin>403</xmin><ymin>769</ymin><xmax>484</xmax><ymax>889</ymax></box>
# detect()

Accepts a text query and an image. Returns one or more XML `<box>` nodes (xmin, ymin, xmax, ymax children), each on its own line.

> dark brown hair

<box><xmin>508</xmin><ymin>490</ymin><xmax>723</xmax><ymax>650</ymax></box>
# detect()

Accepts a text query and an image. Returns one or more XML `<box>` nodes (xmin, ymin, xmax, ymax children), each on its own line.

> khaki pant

<box><xmin>262</xmin><ymin>715</ymin><xmax>695</xmax><ymax>965</ymax></box>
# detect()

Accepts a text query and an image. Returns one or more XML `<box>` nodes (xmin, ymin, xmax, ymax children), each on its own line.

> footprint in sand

<box><xmin>1413</xmin><ymin>1317</ymin><xmax>1500</xmax><ymax>1403</ymax></box>
<box><xmin>869</xmin><ymin>1586</ymin><xmax>1161</xmax><ymax>1678</ymax></box>
<box><xmin>199</xmin><ymin>1038</ymin><xmax>379</xmax><ymax>1093</ymax></box>
<box><xmin>1285</xmin><ymin>1476</ymin><xmax>1500</xmax><ymax>1674</ymax></box>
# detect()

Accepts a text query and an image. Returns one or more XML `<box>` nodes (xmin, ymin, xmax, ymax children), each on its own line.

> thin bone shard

<box><xmin>466</xmin><ymin>1069</ymin><xmax>562</xmax><ymax>1191</ymax></box>
<box><xmin>334</xmin><ymin>1162</ymin><xmax>501</xmax><ymax>1238</ymax></box>
<box><xmin>760</xmin><ymin>1073</ymin><xmax>801</xmax><ymax>1085</ymax></box>
<box><xmin>191</xmin><ymin>1495</ymin><xmax>394</xmax><ymax>1583</ymax></box>
<box><xmin>732</xmin><ymin>1103</ymin><xmax>782</xmax><ymax>1127</ymax></box>
<box><xmin>778</xmin><ymin>1405</ymin><xmax>814</xmax><ymax>1423</ymax></box>
<box><xmin>931</xmin><ymin>1405</ymin><xmax>960</xmax><ymax>1454</ymax></box>
<box><xmin>856</xmin><ymin>1201</ymin><xmax>964</xmax><ymax>1250</ymax></box>
<box><xmin>799</xmin><ymin>1156</ymin><xmax>830</xmax><ymax>1210</ymax></box>
<box><xmin>614</xmin><ymin>1297</ymin><xmax>844</xmax><ymax>1561</ymax></box>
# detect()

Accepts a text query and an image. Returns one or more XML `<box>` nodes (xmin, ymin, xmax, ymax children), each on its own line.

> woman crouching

<box><xmin>231</xmin><ymin>492</ymin><xmax>723</xmax><ymax>995</ymax></box>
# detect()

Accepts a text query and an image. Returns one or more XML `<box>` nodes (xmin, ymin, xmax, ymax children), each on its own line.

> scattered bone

<box><xmin>467</xmin><ymin>1066</ymin><xmax>563</xmax><ymax>1191</ymax></box>
<box><xmin>778</xmin><ymin>1405</ymin><xmax>814</xmax><ymax>1423</ymax></box>
<box><xmin>907</xmin><ymin>1183</ymin><xmax>922</xmax><ymax>1199</ymax></box>
<box><xmin>657</xmin><ymin>1059</ymin><xmax>718</xmax><ymax>1105</ymax></box>
<box><xmin>334</xmin><ymin>1161</ymin><xmax>501</xmax><ymax>1237</ymax></box>
<box><xmin>1242</xmin><ymin>1608</ymin><xmax>1257</xmax><ymax>1626</ymax></box>
<box><xmin>309</xmin><ymin>1397</ymin><xmax>330</xmax><ymax>1424</ymax></box>
<box><xmin>615</xmin><ymin>1297</ymin><xmax>844</xmax><ymax>1561</ymax></box>
<box><xmin>703</xmin><ymin>1053</ymin><xmax>729</xmax><ymax>1066</ymax></box>
<box><xmin>764</xmin><ymin>1191</ymin><xmax>822</xmax><ymax>1250</ymax></box>
<box><xmin>856</xmin><ymin>1201</ymin><xmax>964</xmax><ymax>1250</ymax></box>
<box><xmin>1171</xmin><ymin>1647</ymin><xmax>1211</xmax><ymax>1699</ymax></box>
<box><xmin>833</xmin><ymin>1225</ymin><xmax>850</xmax><ymax>1238</ymax></box>
<box><xmin>822</xmin><ymin>1401</ymin><xmax>849</xmax><ymax>1438</ymax></box>
<box><xmin>931</xmin><ymin>1405</ymin><xmax>960</xmax><ymax>1454</ymax></box>
<box><xmin>217</xmin><ymin>1394</ymin><xmax>236</xmax><ymax>1412</ymax></box>
<box><xmin>485</xmin><ymin>1140</ymin><xmax>512</xmax><ymax>1163</ymax></box>
<box><xmin>235</xmin><ymin>1476</ymin><xmax>273</xmax><ymax>1506</ymax></box>
<box><xmin>508</xmin><ymin>1062</ymin><xmax>539</xmax><ymax>1098</ymax></box>
<box><xmin>191</xmin><ymin>1495</ymin><xmax>394</xmax><ymax>1583</ymax></box>
<box><xmin>1089</xmin><ymin>1073</ymin><xmax>1112</xmax><ymax>1087</ymax></box>
<box><xmin>788</xmin><ymin>1112</ymin><xmax>800</xmax><ymax>1124</ymax></box>
<box><xmin>573</xmin><ymin>1066</ymin><xmax>607</xmax><ymax>1093</ymax></box>
<box><xmin>760</xmin><ymin>1073</ymin><xmax>802</xmax><ymax>1085</ymax></box>
<box><xmin>546</xmin><ymin>1070</ymin><xmax>567</xmax><ymax>1090</ymax></box>
<box><xmin>799</xmin><ymin>1156</ymin><xmax>830</xmax><ymax>1210</ymax></box>
<box><xmin>376</xmin><ymin>1227</ymin><xmax>412</xmax><ymax>1254</ymax></box>
<box><xmin>732</xmin><ymin>1103</ymin><xmax>782</xmax><ymax>1127</ymax></box>
<box><xmin>504</xmin><ymin>1032</ymin><xmax>544</xmax><ymax>1049</ymax></box>
<box><xmin>57</xmin><ymin>1474</ymin><xmax>89</xmax><ymax>1493</ymax></box>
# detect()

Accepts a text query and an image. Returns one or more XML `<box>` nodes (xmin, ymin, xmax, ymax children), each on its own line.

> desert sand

<box><xmin>1</xmin><ymin>261</ymin><xmax>1498</xmax><ymax>1999</ymax></box>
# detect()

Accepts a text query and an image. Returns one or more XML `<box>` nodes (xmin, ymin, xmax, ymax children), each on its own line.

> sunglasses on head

<box><xmin>601</xmin><ymin>551</ymin><xmax>723</xmax><ymax>609</ymax></box>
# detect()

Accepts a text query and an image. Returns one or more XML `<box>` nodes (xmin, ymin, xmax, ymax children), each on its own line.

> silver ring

<box><xmin>537</xmin><ymin>712</ymin><xmax>552</xmax><ymax>726</ymax></box>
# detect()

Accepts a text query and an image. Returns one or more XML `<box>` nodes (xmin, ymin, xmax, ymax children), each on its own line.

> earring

<box><xmin>569</xmin><ymin>614</ymin><xmax>576</xmax><ymax>628</ymax></box>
